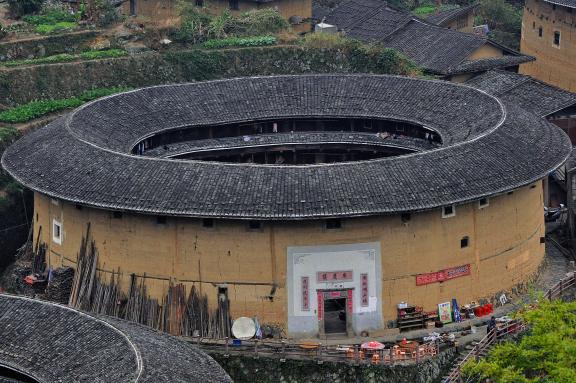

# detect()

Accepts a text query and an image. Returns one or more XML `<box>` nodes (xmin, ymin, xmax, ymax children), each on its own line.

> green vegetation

<box><xmin>0</xmin><ymin>87</ymin><xmax>131</xmax><ymax>123</ymax></box>
<box><xmin>412</xmin><ymin>3</ymin><xmax>460</xmax><ymax>17</ymax></box>
<box><xmin>478</xmin><ymin>0</ymin><xmax>522</xmax><ymax>50</ymax></box>
<box><xmin>175</xmin><ymin>4</ymin><xmax>288</xmax><ymax>43</ymax></box>
<box><xmin>301</xmin><ymin>34</ymin><xmax>421</xmax><ymax>76</ymax></box>
<box><xmin>463</xmin><ymin>300</ymin><xmax>576</xmax><ymax>382</ymax></box>
<box><xmin>203</xmin><ymin>36</ymin><xmax>276</xmax><ymax>49</ymax></box>
<box><xmin>2</xmin><ymin>49</ymin><xmax>127</xmax><ymax>68</ymax></box>
<box><xmin>21</xmin><ymin>6</ymin><xmax>79</xmax><ymax>34</ymax></box>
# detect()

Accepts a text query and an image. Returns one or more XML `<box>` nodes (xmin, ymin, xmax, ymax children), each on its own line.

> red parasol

<box><xmin>360</xmin><ymin>341</ymin><xmax>385</xmax><ymax>350</ymax></box>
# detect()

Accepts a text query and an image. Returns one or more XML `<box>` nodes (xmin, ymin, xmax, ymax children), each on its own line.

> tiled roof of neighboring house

<box><xmin>324</xmin><ymin>0</ymin><xmax>532</xmax><ymax>74</ymax></box>
<box><xmin>426</xmin><ymin>3</ymin><xmax>479</xmax><ymax>26</ymax></box>
<box><xmin>0</xmin><ymin>294</ymin><xmax>231</xmax><ymax>383</ymax></box>
<box><xmin>543</xmin><ymin>0</ymin><xmax>576</xmax><ymax>9</ymax></box>
<box><xmin>448</xmin><ymin>55</ymin><xmax>536</xmax><ymax>74</ymax></box>
<box><xmin>466</xmin><ymin>70</ymin><xmax>576</xmax><ymax>117</ymax></box>
<box><xmin>1</xmin><ymin>75</ymin><xmax>571</xmax><ymax>219</ymax></box>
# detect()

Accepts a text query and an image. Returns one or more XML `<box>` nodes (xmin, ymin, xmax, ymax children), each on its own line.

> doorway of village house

<box><xmin>320</xmin><ymin>290</ymin><xmax>351</xmax><ymax>336</ymax></box>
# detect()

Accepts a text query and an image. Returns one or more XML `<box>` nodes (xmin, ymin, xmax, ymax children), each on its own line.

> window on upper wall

<box><xmin>325</xmin><ymin>219</ymin><xmax>342</xmax><ymax>230</ymax></box>
<box><xmin>538</xmin><ymin>27</ymin><xmax>543</xmax><ymax>37</ymax></box>
<box><xmin>248</xmin><ymin>220</ymin><xmax>262</xmax><ymax>230</ymax></box>
<box><xmin>554</xmin><ymin>31</ymin><xmax>561</xmax><ymax>46</ymax></box>
<box><xmin>195</xmin><ymin>0</ymin><xmax>204</xmax><ymax>6</ymax></box>
<box><xmin>442</xmin><ymin>205</ymin><xmax>456</xmax><ymax>218</ymax></box>
<box><xmin>532</xmin><ymin>21</ymin><xmax>536</xmax><ymax>29</ymax></box>
<box><xmin>113</xmin><ymin>211</ymin><xmax>123</xmax><ymax>219</ymax></box>
<box><xmin>229</xmin><ymin>0</ymin><xmax>239</xmax><ymax>10</ymax></box>
<box><xmin>156</xmin><ymin>216</ymin><xmax>167</xmax><ymax>225</ymax></box>
<box><xmin>461</xmin><ymin>236</ymin><xmax>469</xmax><ymax>248</ymax></box>
<box><xmin>52</xmin><ymin>219</ymin><xmax>62</xmax><ymax>245</ymax></box>
<box><xmin>478</xmin><ymin>198</ymin><xmax>489</xmax><ymax>209</ymax></box>
<box><xmin>202</xmin><ymin>218</ymin><xmax>214</xmax><ymax>228</ymax></box>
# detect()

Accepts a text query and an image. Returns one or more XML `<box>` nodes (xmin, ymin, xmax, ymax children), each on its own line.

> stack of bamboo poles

<box><xmin>67</xmin><ymin>223</ymin><xmax>232</xmax><ymax>337</ymax></box>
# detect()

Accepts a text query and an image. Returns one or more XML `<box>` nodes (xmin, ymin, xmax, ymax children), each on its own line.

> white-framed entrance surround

<box><xmin>287</xmin><ymin>242</ymin><xmax>382</xmax><ymax>338</ymax></box>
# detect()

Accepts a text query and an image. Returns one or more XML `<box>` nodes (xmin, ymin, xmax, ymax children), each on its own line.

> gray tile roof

<box><xmin>466</xmin><ymin>70</ymin><xmax>576</xmax><ymax>117</ymax></box>
<box><xmin>324</xmin><ymin>0</ymin><xmax>532</xmax><ymax>74</ymax></box>
<box><xmin>448</xmin><ymin>55</ymin><xmax>536</xmax><ymax>75</ymax></box>
<box><xmin>1</xmin><ymin>75</ymin><xmax>571</xmax><ymax>219</ymax></box>
<box><xmin>0</xmin><ymin>294</ymin><xmax>231</xmax><ymax>383</ymax></box>
<box><xmin>426</xmin><ymin>3</ymin><xmax>479</xmax><ymax>26</ymax></box>
<box><xmin>544</xmin><ymin>0</ymin><xmax>576</xmax><ymax>9</ymax></box>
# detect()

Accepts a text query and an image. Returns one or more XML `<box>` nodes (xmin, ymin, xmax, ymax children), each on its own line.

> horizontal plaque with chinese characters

<box><xmin>317</xmin><ymin>270</ymin><xmax>353</xmax><ymax>283</ymax></box>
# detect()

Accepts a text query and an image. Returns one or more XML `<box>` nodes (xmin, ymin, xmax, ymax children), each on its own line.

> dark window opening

<box><xmin>326</xmin><ymin>219</ymin><xmax>342</xmax><ymax>229</ymax></box>
<box><xmin>530</xmin><ymin>184</ymin><xmax>537</xmax><ymax>189</ymax></box>
<box><xmin>479</xmin><ymin>198</ymin><xmax>489</xmax><ymax>208</ymax></box>
<box><xmin>248</xmin><ymin>220</ymin><xmax>261</xmax><ymax>230</ymax></box>
<box><xmin>229</xmin><ymin>0</ymin><xmax>239</xmax><ymax>10</ymax></box>
<box><xmin>461</xmin><ymin>236</ymin><xmax>469</xmax><ymax>248</ymax></box>
<box><xmin>202</xmin><ymin>218</ymin><xmax>214</xmax><ymax>228</ymax></box>
<box><xmin>540</xmin><ymin>236</ymin><xmax>546</xmax><ymax>244</ymax></box>
<box><xmin>36</xmin><ymin>213</ymin><xmax>38</xmax><ymax>222</ymax></box>
<box><xmin>401</xmin><ymin>213</ymin><xmax>411</xmax><ymax>222</ymax></box>
<box><xmin>443</xmin><ymin>205</ymin><xmax>455</xmax><ymax>217</ymax></box>
<box><xmin>218</xmin><ymin>286</ymin><xmax>228</xmax><ymax>302</ymax></box>
<box><xmin>195</xmin><ymin>0</ymin><xmax>204</xmax><ymax>5</ymax></box>
<box><xmin>113</xmin><ymin>211</ymin><xmax>123</xmax><ymax>219</ymax></box>
<box><xmin>554</xmin><ymin>31</ymin><xmax>560</xmax><ymax>46</ymax></box>
<box><xmin>507</xmin><ymin>191</ymin><xmax>514</xmax><ymax>195</ymax></box>
<box><xmin>156</xmin><ymin>216</ymin><xmax>167</xmax><ymax>224</ymax></box>
<box><xmin>75</xmin><ymin>204</ymin><xmax>83</xmax><ymax>210</ymax></box>
<box><xmin>532</xmin><ymin>21</ymin><xmax>536</xmax><ymax>29</ymax></box>
<box><xmin>552</xmin><ymin>4</ymin><xmax>556</xmax><ymax>10</ymax></box>
<box><xmin>538</xmin><ymin>27</ymin><xmax>543</xmax><ymax>37</ymax></box>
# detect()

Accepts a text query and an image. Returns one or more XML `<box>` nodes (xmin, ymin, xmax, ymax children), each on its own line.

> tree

<box><xmin>463</xmin><ymin>300</ymin><xmax>576</xmax><ymax>383</ymax></box>
<box><xmin>7</xmin><ymin>0</ymin><xmax>44</xmax><ymax>18</ymax></box>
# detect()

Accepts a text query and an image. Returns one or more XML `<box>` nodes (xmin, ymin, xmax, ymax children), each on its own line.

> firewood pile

<box><xmin>67</xmin><ymin>224</ymin><xmax>232</xmax><ymax>337</ymax></box>
<box><xmin>44</xmin><ymin>267</ymin><xmax>74</xmax><ymax>304</ymax></box>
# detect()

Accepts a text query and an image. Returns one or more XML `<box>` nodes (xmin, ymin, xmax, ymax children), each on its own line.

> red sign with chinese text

<box><xmin>317</xmin><ymin>292</ymin><xmax>324</xmax><ymax>321</ymax></box>
<box><xmin>347</xmin><ymin>289</ymin><xmax>353</xmax><ymax>313</ymax></box>
<box><xmin>416</xmin><ymin>264</ymin><xmax>471</xmax><ymax>286</ymax></box>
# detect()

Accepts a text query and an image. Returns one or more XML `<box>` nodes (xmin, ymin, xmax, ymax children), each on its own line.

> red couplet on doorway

<box><xmin>347</xmin><ymin>290</ymin><xmax>353</xmax><ymax>313</ymax></box>
<box><xmin>317</xmin><ymin>292</ymin><xmax>324</xmax><ymax>321</ymax></box>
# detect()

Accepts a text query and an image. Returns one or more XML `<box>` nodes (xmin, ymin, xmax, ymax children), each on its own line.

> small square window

<box><xmin>325</xmin><ymin>219</ymin><xmax>342</xmax><ymax>229</ymax></box>
<box><xmin>478</xmin><ymin>198</ymin><xmax>489</xmax><ymax>209</ymax></box>
<box><xmin>442</xmin><ymin>205</ymin><xmax>456</xmax><ymax>218</ymax></box>
<box><xmin>113</xmin><ymin>211</ymin><xmax>123</xmax><ymax>219</ymax></box>
<box><xmin>248</xmin><ymin>220</ymin><xmax>261</xmax><ymax>230</ymax></box>
<box><xmin>401</xmin><ymin>213</ymin><xmax>411</xmax><ymax>223</ymax></box>
<box><xmin>202</xmin><ymin>218</ymin><xmax>214</xmax><ymax>228</ymax></box>
<box><xmin>156</xmin><ymin>216</ymin><xmax>167</xmax><ymax>225</ymax></box>
<box><xmin>461</xmin><ymin>236</ymin><xmax>469</xmax><ymax>248</ymax></box>
<box><xmin>553</xmin><ymin>31</ymin><xmax>560</xmax><ymax>46</ymax></box>
<box><xmin>52</xmin><ymin>219</ymin><xmax>62</xmax><ymax>245</ymax></box>
<box><xmin>75</xmin><ymin>204</ymin><xmax>83</xmax><ymax>210</ymax></box>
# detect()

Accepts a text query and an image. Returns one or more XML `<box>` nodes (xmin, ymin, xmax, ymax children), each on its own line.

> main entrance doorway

<box><xmin>318</xmin><ymin>289</ymin><xmax>353</xmax><ymax>337</ymax></box>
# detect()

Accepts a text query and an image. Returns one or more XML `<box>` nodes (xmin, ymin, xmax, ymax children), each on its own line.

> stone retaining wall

<box><xmin>210</xmin><ymin>347</ymin><xmax>458</xmax><ymax>383</ymax></box>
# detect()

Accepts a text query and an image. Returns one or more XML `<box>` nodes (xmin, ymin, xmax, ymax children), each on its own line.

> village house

<box><xmin>520</xmin><ymin>0</ymin><xmax>576</xmax><ymax>92</ymax></box>
<box><xmin>319</xmin><ymin>0</ymin><xmax>534</xmax><ymax>81</ymax></box>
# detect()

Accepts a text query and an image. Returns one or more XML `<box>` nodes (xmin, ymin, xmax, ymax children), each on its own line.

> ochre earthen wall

<box><xmin>520</xmin><ymin>0</ymin><xmax>576</xmax><ymax>92</ymax></box>
<box><xmin>34</xmin><ymin>182</ymin><xmax>545</xmax><ymax>334</ymax></box>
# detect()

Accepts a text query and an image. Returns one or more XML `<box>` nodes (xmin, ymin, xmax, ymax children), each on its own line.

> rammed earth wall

<box><xmin>209</xmin><ymin>346</ymin><xmax>458</xmax><ymax>383</ymax></box>
<box><xmin>0</xmin><ymin>45</ymin><xmax>415</xmax><ymax>106</ymax></box>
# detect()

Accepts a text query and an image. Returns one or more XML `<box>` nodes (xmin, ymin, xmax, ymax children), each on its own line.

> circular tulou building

<box><xmin>2</xmin><ymin>75</ymin><xmax>571</xmax><ymax>338</ymax></box>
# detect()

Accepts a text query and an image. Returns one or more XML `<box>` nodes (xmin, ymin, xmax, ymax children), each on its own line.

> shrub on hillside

<box><xmin>7</xmin><ymin>0</ymin><xmax>44</xmax><ymax>18</ymax></box>
<box><xmin>227</xmin><ymin>9</ymin><xmax>288</xmax><ymax>36</ymax></box>
<box><xmin>203</xmin><ymin>36</ymin><xmax>276</xmax><ymax>49</ymax></box>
